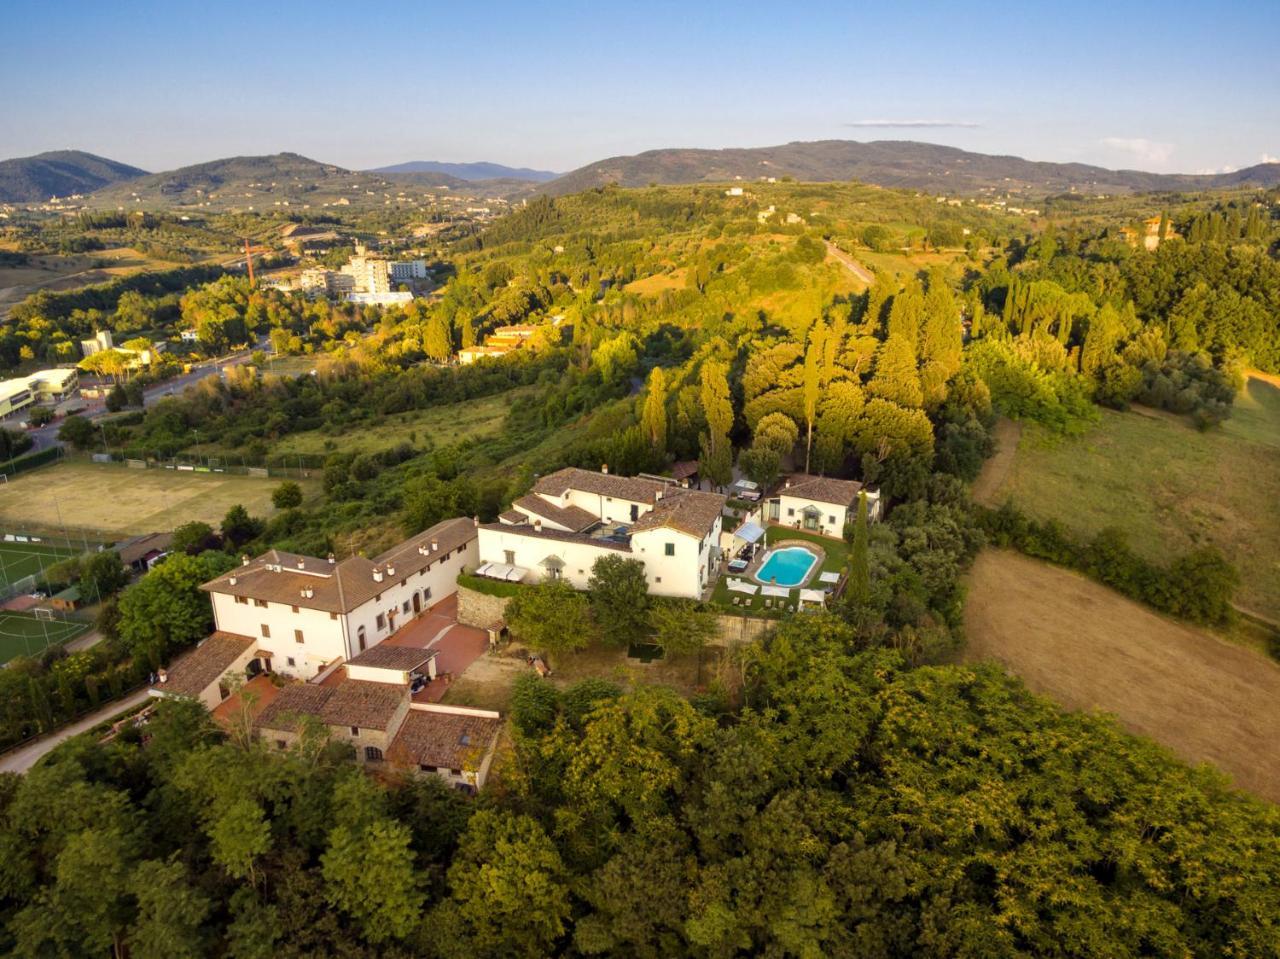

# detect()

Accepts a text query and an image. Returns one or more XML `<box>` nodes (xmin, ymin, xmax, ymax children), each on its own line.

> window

<box><xmin>664</xmin><ymin>543</ymin><xmax>675</xmax><ymax>556</ymax></box>
<box><xmin>504</xmin><ymin>550</ymin><xmax>515</xmax><ymax>565</ymax></box>
<box><xmin>260</xmin><ymin>624</ymin><xmax>270</xmax><ymax>638</ymax></box>
<box><xmin>286</xmin><ymin>657</ymin><xmax>296</xmax><ymax>667</ymax></box>
<box><xmin>364</xmin><ymin>746</ymin><xmax>384</xmax><ymax>762</ymax></box>
<box><xmin>787</xmin><ymin>508</ymin><xmax>795</xmax><ymax>517</ymax></box>
<box><xmin>655</xmin><ymin>576</ymin><xmax>662</xmax><ymax>583</ymax></box>
<box><xmin>376</xmin><ymin>613</ymin><xmax>386</xmax><ymax>631</ymax></box>
<box><xmin>402</xmin><ymin>600</ymin><xmax>410</xmax><ymax>613</ymax></box>
<box><xmin>275</xmin><ymin>740</ymin><xmax>286</xmax><ymax>750</ymax></box>
<box><xmin>294</xmin><ymin>629</ymin><xmax>304</xmax><ymax>644</ymax></box>
<box><xmin>291</xmin><ymin>605</ymin><xmax>299</xmax><ymax>613</ymax></box>
<box><xmin>424</xmin><ymin>587</ymin><xmax>432</xmax><ymax>600</ymax></box>
<box><xmin>254</xmin><ymin>599</ymin><xmax>268</xmax><ymax>608</ymax></box>
<box><xmin>449</xmin><ymin>767</ymin><xmax>462</xmax><ymax>776</ymax></box>
<box><xmin>828</xmin><ymin>515</ymin><xmax>836</xmax><ymax>525</ymax></box>
<box><xmin>357</xmin><ymin>626</ymin><xmax>367</xmax><ymax>651</ymax></box>
<box><xmin>235</xmin><ymin>596</ymin><xmax>248</xmax><ymax>605</ymax></box>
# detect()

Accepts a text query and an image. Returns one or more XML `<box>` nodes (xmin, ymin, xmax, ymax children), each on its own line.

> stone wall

<box><xmin>456</xmin><ymin>585</ymin><xmax>511</xmax><ymax>629</ymax></box>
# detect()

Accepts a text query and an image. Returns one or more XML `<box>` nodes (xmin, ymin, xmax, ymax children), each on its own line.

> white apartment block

<box><xmin>340</xmin><ymin>254</ymin><xmax>392</xmax><ymax>294</ymax></box>
<box><xmin>200</xmin><ymin>517</ymin><xmax>478</xmax><ymax>679</ymax></box>
<box><xmin>476</xmin><ymin>467</ymin><xmax>725</xmax><ymax>598</ymax></box>
<box><xmin>389</xmin><ymin>259</ymin><xmax>428</xmax><ymax>282</ymax></box>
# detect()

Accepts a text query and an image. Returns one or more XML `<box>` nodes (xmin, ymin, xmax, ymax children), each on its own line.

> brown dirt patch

<box><xmin>970</xmin><ymin>416</ymin><xmax>1021</xmax><ymax>506</ymax></box>
<box><xmin>963</xmin><ymin>549</ymin><xmax>1280</xmax><ymax>803</ymax></box>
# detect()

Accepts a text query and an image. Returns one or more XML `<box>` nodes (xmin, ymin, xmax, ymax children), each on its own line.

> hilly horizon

<box><xmin>0</xmin><ymin>150</ymin><xmax>148</xmax><ymax>203</ymax></box>
<box><xmin>370</xmin><ymin>160</ymin><xmax>559</xmax><ymax>182</ymax></box>
<box><xmin>544</xmin><ymin>139</ymin><xmax>1280</xmax><ymax>197</ymax></box>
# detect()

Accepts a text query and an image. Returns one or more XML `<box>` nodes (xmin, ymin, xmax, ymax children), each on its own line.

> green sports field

<box><xmin>0</xmin><ymin>612</ymin><xmax>89</xmax><ymax>664</ymax></box>
<box><xmin>0</xmin><ymin>541</ymin><xmax>81</xmax><ymax>590</ymax></box>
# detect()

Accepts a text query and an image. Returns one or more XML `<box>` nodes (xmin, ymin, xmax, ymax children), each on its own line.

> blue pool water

<box><xmin>755</xmin><ymin>547</ymin><xmax>818</xmax><ymax>588</ymax></box>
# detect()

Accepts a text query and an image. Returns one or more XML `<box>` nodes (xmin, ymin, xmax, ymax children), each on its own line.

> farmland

<box><xmin>0</xmin><ymin>460</ymin><xmax>318</xmax><ymax>538</ymax></box>
<box><xmin>963</xmin><ymin>549</ymin><xmax>1280</xmax><ymax>803</ymax></box>
<box><xmin>975</xmin><ymin>375</ymin><xmax>1280</xmax><ymax>621</ymax></box>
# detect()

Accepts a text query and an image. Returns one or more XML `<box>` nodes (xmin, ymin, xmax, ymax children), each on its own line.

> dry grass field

<box><xmin>0</xmin><ymin>461</ymin><xmax>318</xmax><ymax>538</ymax></box>
<box><xmin>963</xmin><ymin>549</ymin><xmax>1280</xmax><ymax>803</ymax></box>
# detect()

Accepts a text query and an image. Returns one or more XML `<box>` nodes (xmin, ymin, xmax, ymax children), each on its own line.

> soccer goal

<box><xmin>32</xmin><ymin>607</ymin><xmax>54</xmax><ymax>622</ymax></box>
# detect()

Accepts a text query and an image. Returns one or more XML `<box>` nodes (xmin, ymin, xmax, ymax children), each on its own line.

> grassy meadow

<box><xmin>983</xmin><ymin>375</ymin><xmax>1280</xmax><ymax>621</ymax></box>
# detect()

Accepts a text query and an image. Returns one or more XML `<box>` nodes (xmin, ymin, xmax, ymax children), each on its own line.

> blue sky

<box><xmin>1</xmin><ymin>0</ymin><xmax>1276</xmax><ymax>175</ymax></box>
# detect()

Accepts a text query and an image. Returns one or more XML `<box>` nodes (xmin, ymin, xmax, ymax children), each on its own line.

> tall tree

<box><xmin>698</xmin><ymin>361</ymin><xmax>733</xmax><ymax>488</ymax></box>
<box><xmin>640</xmin><ymin>366</ymin><xmax>668</xmax><ymax>456</ymax></box>
<box><xmin>588</xmin><ymin>555</ymin><xmax>651</xmax><ymax>647</ymax></box>
<box><xmin>847</xmin><ymin>491</ymin><xmax>870</xmax><ymax>604</ymax></box>
<box><xmin>802</xmin><ymin>332</ymin><xmax>822</xmax><ymax>473</ymax></box>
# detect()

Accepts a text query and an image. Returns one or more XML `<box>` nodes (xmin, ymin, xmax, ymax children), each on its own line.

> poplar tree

<box><xmin>848</xmin><ymin>491</ymin><xmax>870</xmax><ymax>604</ymax></box>
<box><xmin>699</xmin><ymin>361</ymin><xmax>733</xmax><ymax>488</ymax></box>
<box><xmin>640</xmin><ymin>366</ymin><xmax>668</xmax><ymax>455</ymax></box>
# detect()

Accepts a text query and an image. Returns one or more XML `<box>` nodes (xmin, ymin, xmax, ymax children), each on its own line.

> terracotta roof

<box><xmin>116</xmin><ymin>531</ymin><xmax>173</xmax><ymax>566</ymax></box>
<box><xmin>317</xmin><ymin>680</ymin><xmax>407</xmax><ymax>730</ymax></box>
<box><xmin>254</xmin><ymin>683</ymin><xmax>335</xmax><ymax>732</ymax></box>
<box><xmin>780</xmin><ymin>474</ymin><xmax>864</xmax><ymax>508</ymax></box>
<box><xmin>346</xmin><ymin>645</ymin><xmax>437</xmax><ymax>671</ymax></box>
<box><xmin>153</xmin><ymin>632</ymin><xmax>253</xmax><ymax>698</ymax></box>
<box><xmin>201</xmin><ymin>517</ymin><xmax>475</xmax><ymax>614</ymax></box>
<box><xmin>387</xmin><ymin>710</ymin><xmax>503</xmax><ymax>769</ymax></box>
<box><xmin>631</xmin><ymin>489</ymin><xmax>726</xmax><ymax>539</ymax></box>
<box><xmin>670</xmin><ymin>460</ymin><xmax>699</xmax><ymax>480</ymax></box>
<box><xmin>498</xmin><ymin>509</ymin><xmax>525</xmax><ymax>524</ymax></box>
<box><xmin>478</xmin><ymin>522</ymin><xmax>632</xmax><ymax>553</ymax></box>
<box><xmin>531</xmin><ymin>467</ymin><xmax>670</xmax><ymax>505</ymax></box>
<box><xmin>512</xmin><ymin>494</ymin><xmax>598</xmax><ymax>532</ymax></box>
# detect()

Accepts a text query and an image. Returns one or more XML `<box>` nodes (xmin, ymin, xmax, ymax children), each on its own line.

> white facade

<box><xmin>207</xmin><ymin>532</ymin><xmax>477</xmax><ymax>679</ymax></box>
<box><xmin>389</xmin><ymin>260</ymin><xmax>428</xmax><ymax>282</ymax></box>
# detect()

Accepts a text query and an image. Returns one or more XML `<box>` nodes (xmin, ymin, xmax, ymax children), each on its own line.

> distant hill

<box><xmin>0</xmin><ymin>150</ymin><xmax>148</xmax><ymax>202</ymax></box>
<box><xmin>372</xmin><ymin>160</ymin><xmax>559</xmax><ymax>182</ymax></box>
<box><xmin>544</xmin><ymin>140</ymin><xmax>1280</xmax><ymax>197</ymax></box>
<box><xmin>81</xmin><ymin>152</ymin><xmax>531</xmax><ymax>209</ymax></box>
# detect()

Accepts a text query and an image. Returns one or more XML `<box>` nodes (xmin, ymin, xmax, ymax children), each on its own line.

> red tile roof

<box><xmin>387</xmin><ymin>710</ymin><xmax>502</xmax><ymax>769</ymax></box>
<box><xmin>152</xmin><ymin>632</ymin><xmax>254</xmax><ymax>698</ymax></box>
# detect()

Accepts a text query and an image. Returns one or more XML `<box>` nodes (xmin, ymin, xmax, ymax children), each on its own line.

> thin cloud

<box><xmin>1261</xmin><ymin>153</ymin><xmax>1279</xmax><ymax>164</ymax></box>
<box><xmin>844</xmin><ymin>120</ymin><xmax>981</xmax><ymax>129</ymax></box>
<box><xmin>1100</xmin><ymin>137</ymin><xmax>1175</xmax><ymax>165</ymax></box>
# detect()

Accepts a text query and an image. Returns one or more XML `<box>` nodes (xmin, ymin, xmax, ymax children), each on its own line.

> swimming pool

<box><xmin>754</xmin><ymin>546</ymin><xmax>818</xmax><ymax>588</ymax></box>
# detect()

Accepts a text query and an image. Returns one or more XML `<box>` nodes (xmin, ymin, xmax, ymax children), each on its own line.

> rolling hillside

<box><xmin>80</xmin><ymin>153</ymin><xmax>537</xmax><ymax>210</ymax></box>
<box><xmin>0</xmin><ymin>150</ymin><xmax>148</xmax><ymax>202</ymax></box>
<box><xmin>371</xmin><ymin>160</ymin><xmax>559</xmax><ymax>182</ymax></box>
<box><xmin>544</xmin><ymin>139</ymin><xmax>1280</xmax><ymax>196</ymax></box>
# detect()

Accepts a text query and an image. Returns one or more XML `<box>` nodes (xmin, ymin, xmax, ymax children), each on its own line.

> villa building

<box><xmin>768</xmin><ymin>474</ymin><xmax>881</xmax><ymax>538</ymax></box>
<box><xmin>476</xmin><ymin>466</ymin><xmax>725</xmax><ymax>598</ymax></box>
<box><xmin>198</xmin><ymin>517</ymin><xmax>478</xmax><ymax>680</ymax></box>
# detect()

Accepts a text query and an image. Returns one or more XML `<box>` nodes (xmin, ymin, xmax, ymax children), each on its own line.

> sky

<box><xmin>1</xmin><ymin>0</ymin><xmax>1277</xmax><ymax>176</ymax></box>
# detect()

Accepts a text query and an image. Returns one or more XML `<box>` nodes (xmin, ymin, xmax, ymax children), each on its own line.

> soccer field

<box><xmin>0</xmin><ymin>612</ymin><xmax>89</xmax><ymax>664</ymax></box>
<box><xmin>0</xmin><ymin>541</ymin><xmax>81</xmax><ymax>590</ymax></box>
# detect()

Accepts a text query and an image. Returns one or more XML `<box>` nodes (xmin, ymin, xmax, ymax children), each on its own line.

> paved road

<box><xmin>823</xmin><ymin>240</ymin><xmax>875</xmax><ymax>284</ymax></box>
<box><xmin>24</xmin><ymin>343</ymin><xmax>265</xmax><ymax>453</ymax></box>
<box><xmin>0</xmin><ymin>688</ymin><xmax>151</xmax><ymax>774</ymax></box>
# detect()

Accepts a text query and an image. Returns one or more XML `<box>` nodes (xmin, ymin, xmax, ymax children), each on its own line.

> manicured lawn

<box><xmin>0</xmin><ymin>612</ymin><xmax>89</xmax><ymax>664</ymax></box>
<box><xmin>983</xmin><ymin>375</ymin><xmax>1280</xmax><ymax>621</ymax></box>
<box><xmin>712</xmin><ymin>525</ymin><xmax>849</xmax><ymax>616</ymax></box>
<box><xmin>0</xmin><ymin>541</ymin><xmax>82</xmax><ymax>589</ymax></box>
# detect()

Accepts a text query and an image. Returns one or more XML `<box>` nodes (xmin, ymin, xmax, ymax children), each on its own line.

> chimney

<box><xmin>601</xmin><ymin>463</ymin><xmax>609</xmax><ymax>474</ymax></box>
<box><xmin>418</xmin><ymin>545</ymin><xmax>428</xmax><ymax>555</ymax></box>
<box><xmin>655</xmin><ymin>489</ymin><xmax>663</xmax><ymax>501</ymax></box>
<box><xmin>533</xmin><ymin>518</ymin><xmax>542</xmax><ymax>531</ymax></box>
<box><xmin>473</xmin><ymin>515</ymin><xmax>479</xmax><ymax>527</ymax></box>
<box><xmin>229</xmin><ymin>575</ymin><xmax>237</xmax><ymax>586</ymax></box>
<box><xmin>784</xmin><ymin>478</ymin><xmax>791</xmax><ymax>489</ymax></box>
<box><xmin>431</xmin><ymin>537</ymin><xmax>438</xmax><ymax>552</ymax></box>
<box><xmin>301</xmin><ymin>586</ymin><xmax>314</xmax><ymax>599</ymax></box>
<box><xmin>297</xmin><ymin>559</ymin><xmax>305</xmax><ymax>570</ymax></box>
<box><xmin>327</xmin><ymin>553</ymin><xmax>336</xmax><ymax>565</ymax></box>
<box><xmin>386</xmin><ymin>563</ymin><xmax>396</xmax><ymax>577</ymax></box>
<box><xmin>372</xmin><ymin>567</ymin><xmax>384</xmax><ymax>583</ymax></box>
<box><xmin>241</xmin><ymin>554</ymin><xmax>250</xmax><ymax>566</ymax></box>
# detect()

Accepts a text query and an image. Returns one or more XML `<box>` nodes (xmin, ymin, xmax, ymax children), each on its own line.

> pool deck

<box><xmin>749</xmin><ymin>540</ymin><xmax>826</xmax><ymax>588</ymax></box>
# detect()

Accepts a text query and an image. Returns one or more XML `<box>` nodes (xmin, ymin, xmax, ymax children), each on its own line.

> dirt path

<box><xmin>823</xmin><ymin>240</ymin><xmax>874</xmax><ymax>284</ymax></box>
<box><xmin>970</xmin><ymin>417</ymin><xmax>1021</xmax><ymax>505</ymax></box>
<box><xmin>963</xmin><ymin>549</ymin><xmax>1280</xmax><ymax>803</ymax></box>
<box><xmin>0</xmin><ymin>688</ymin><xmax>151</xmax><ymax>775</ymax></box>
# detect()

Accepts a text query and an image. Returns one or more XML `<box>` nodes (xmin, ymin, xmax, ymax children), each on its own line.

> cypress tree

<box><xmin>849</xmin><ymin>491</ymin><xmax>870</xmax><ymax>604</ymax></box>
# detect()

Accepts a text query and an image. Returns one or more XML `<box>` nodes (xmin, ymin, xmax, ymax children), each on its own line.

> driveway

<box><xmin>384</xmin><ymin>594</ymin><xmax>490</xmax><ymax>702</ymax></box>
<box><xmin>0</xmin><ymin>688</ymin><xmax>151</xmax><ymax>774</ymax></box>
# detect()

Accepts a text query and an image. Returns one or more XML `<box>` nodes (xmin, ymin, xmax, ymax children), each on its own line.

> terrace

<box><xmin>710</xmin><ymin>525</ymin><xmax>849</xmax><ymax>617</ymax></box>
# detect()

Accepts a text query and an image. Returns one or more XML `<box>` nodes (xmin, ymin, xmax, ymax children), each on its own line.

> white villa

<box><xmin>198</xmin><ymin>516</ymin><xmax>478</xmax><ymax>680</ymax></box>
<box><xmin>476</xmin><ymin>466</ymin><xmax>726</xmax><ymax>598</ymax></box>
<box><xmin>767</xmin><ymin>474</ymin><xmax>882</xmax><ymax>538</ymax></box>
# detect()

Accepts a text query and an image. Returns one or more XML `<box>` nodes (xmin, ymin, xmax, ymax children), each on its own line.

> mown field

<box><xmin>964</xmin><ymin>549</ymin><xmax>1280</xmax><ymax>803</ymax></box>
<box><xmin>978</xmin><ymin>375</ymin><xmax>1280</xmax><ymax>621</ymax></box>
<box><xmin>0</xmin><ymin>461</ymin><xmax>318</xmax><ymax>538</ymax></box>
